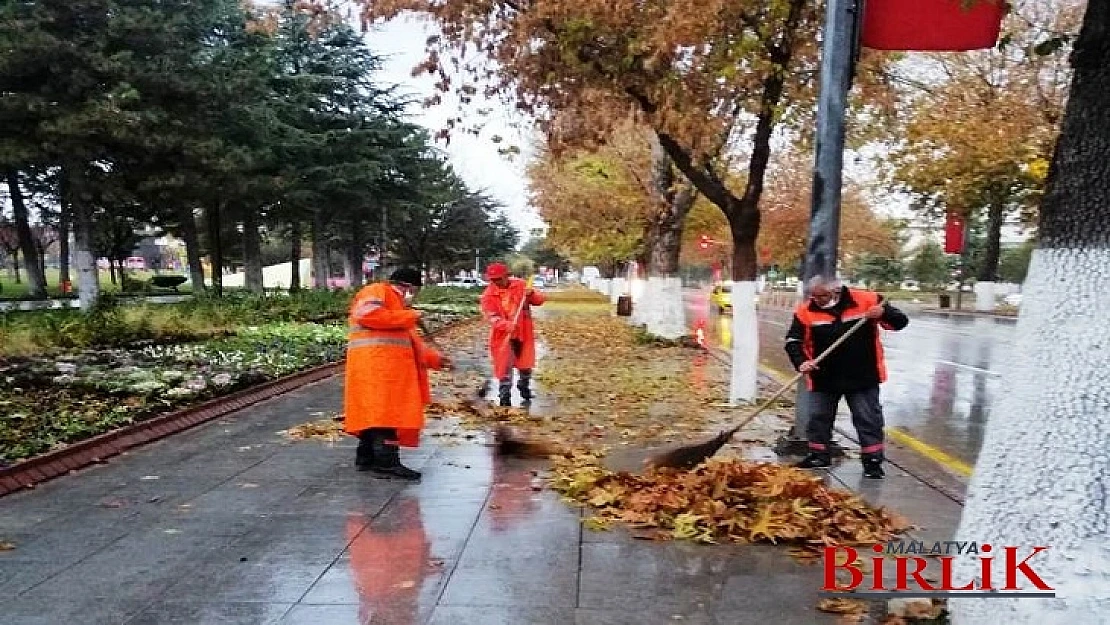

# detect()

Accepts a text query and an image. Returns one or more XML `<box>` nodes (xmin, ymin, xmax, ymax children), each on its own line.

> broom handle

<box><xmin>497</xmin><ymin>281</ymin><xmax>532</xmax><ymax>356</ymax></box>
<box><xmin>724</xmin><ymin>315</ymin><xmax>871</xmax><ymax>437</ymax></box>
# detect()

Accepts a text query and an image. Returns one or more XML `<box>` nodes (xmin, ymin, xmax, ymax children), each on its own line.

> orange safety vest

<box><xmin>793</xmin><ymin>288</ymin><xmax>888</xmax><ymax>391</ymax></box>
<box><xmin>343</xmin><ymin>282</ymin><xmax>442</xmax><ymax>447</ymax></box>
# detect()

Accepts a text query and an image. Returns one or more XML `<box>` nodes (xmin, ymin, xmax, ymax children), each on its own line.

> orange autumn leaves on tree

<box><xmin>887</xmin><ymin>0</ymin><xmax>1078</xmax><ymax>224</ymax></box>
<box><xmin>527</xmin><ymin>124</ymin><xmax>654</xmax><ymax>272</ymax></box>
<box><xmin>681</xmin><ymin>150</ymin><xmax>898</xmax><ymax>272</ymax></box>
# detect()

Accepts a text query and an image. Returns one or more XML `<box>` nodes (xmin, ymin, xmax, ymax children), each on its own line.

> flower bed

<box><xmin>0</xmin><ymin>292</ymin><xmax>478</xmax><ymax>466</ymax></box>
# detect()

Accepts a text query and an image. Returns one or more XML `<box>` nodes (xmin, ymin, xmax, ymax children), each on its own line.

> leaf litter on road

<box><xmin>549</xmin><ymin>452</ymin><xmax>910</xmax><ymax>550</ymax></box>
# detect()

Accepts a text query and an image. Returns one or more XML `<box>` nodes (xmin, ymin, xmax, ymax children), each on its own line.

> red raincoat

<box><xmin>479</xmin><ymin>278</ymin><xmax>545</xmax><ymax>380</ymax></box>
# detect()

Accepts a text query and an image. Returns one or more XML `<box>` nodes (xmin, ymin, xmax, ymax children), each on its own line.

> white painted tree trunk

<box><xmin>610</xmin><ymin>278</ymin><xmax>626</xmax><ymax>305</ymax></box>
<box><xmin>953</xmin><ymin>7</ymin><xmax>1110</xmax><ymax>619</ymax></box>
<box><xmin>729</xmin><ymin>281</ymin><xmax>759</xmax><ymax>404</ymax></box>
<box><xmin>74</xmin><ymin>249</ymin><xmax>98</xmax><ymax>312</ymax></box>
<box><xmin>630</xmin><ymin>278</ymin><xmax>650</xmax><ymax>326</ymax></box>
<box><xmin>646</xmin><ymin>277</ymin><xmax>686</xmax><ymax>339</ymax></box>
<box><xmin>973</xmin><ymin>281</ymin><xmax>995</xmax><ymax>312</ymax></box>
<box><xmin>951</xmin><ymin>250</ymin><xmax>1110</xmax><ymax>622</ymax></box>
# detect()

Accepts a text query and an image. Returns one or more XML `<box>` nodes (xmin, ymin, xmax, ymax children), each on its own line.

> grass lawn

<box><xmin>0</xmin><ymin>268</ymin><xmax>195</xmax><ymax>300</ymax></box>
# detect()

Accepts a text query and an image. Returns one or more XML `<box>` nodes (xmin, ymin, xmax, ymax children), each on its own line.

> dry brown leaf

<box><xmin>0</xmin><ymin>540</ymin><xmax>15</xmax><ymax>551</ymax></box>
<box><xmin>817</xmin><ymin>598</ymin><xmax>868</xmax><ymax>615</ymax></box>
<box><xmin>282</xmin><ymin>417</ymin><xmax>344</xmax><ymax>441</ymax></box>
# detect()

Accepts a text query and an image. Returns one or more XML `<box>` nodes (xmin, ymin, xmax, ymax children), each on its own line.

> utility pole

<box><xmin>475</xmin><ymin>249</ymin><xmax>480</xmax><ymax>279</ymax></box>
<box><xmin>777</xmin><ymin>0</ymin><xmax>862</xmax><ymax>457</ymax></box>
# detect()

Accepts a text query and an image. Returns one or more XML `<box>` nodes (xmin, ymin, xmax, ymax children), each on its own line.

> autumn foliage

<box><xmin>682</xmin><ymin>150</ymin><xmax>900</xmax><ymax>272</ymax></box>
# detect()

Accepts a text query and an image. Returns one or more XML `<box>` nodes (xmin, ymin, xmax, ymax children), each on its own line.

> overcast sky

<box><xmin>362</xmin><ymin>15</ymin><xmax>547</xmax><ymax>240</ymax></box>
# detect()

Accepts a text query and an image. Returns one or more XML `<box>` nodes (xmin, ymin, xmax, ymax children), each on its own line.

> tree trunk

<box><xmin>58</xmin><ymin>195</ymin><xmax>71</xmax><ymax>290</ymax></box>
<box><xmin>952</xmin><ymin>2</ymin><xmax>1110</xmax><ymax>622</ymax></box>
<box><xmin>64</xmin><ymin>163</ymin><xmax>100</xmax><ymax>311</ymax></box>
<box><xmin>6</xmin><ymin>171</ymin><xmax>47</xmax><ymax>298</ymax></box>
<box><xmin>311</xmin><ymin>210</ymin><xmax>329</xmax><ymax>289</ymax></box>
<box><xmin>109</xmin><ymin>260</ymin><xmax>117</xmax><ymax>286</ymax></box>
<box><xmin>289</xmin><ymin>219</ymin><xmax>302</xmax><ymax>291</ymax></box>
<box><xmin>9</xmin><ymin>249</ymin><xmax>21</xmax><ymax>284</ymax></box>
<box><xmin>206</xmin><ymin>203</ymin><xmax>224</xmax><ymax>297</ymax></box>
<box><xmin>242</xmin><ymin>207</ymin><xmax>264</xmax><ymax>294</ymax></box>
<box><xmin>977</xmin><ymin>202</ymin><xmax>1005</xmax><ymax>282</ymax></box>
<box><xmin>177</xmin><ymin>205</ymin><xmax>206</xmax><ymax>294</ymax></box>
<box><xmin>346</xmin><ymin>221</ymin><xmax>364</xmax><ymax>289</ymax></box>
<box><xmin>645</xmin><ymin>137</ymin><xmax>697</xmax><ymax>276</ymax></box>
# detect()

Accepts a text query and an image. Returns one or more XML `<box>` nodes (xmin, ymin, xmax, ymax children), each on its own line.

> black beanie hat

<box><xmin>389</xmin><ymin>266</ymin><xmax>423</xmax><ymax>287</ymax></box>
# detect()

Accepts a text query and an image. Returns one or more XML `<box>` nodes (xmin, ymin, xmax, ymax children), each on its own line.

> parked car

<box><xmin>437</xmin><ymin>277</ymin><xmax>486</xmax><ymax>288</ymax></box>
<box><xmin>710</xmin><ymin>282</ymin><xmax>733</xmax><ymax>314</ymax></box>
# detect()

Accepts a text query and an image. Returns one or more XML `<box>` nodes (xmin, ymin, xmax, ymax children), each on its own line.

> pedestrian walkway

<box><xmin>0</xmin><ymin>308</ymin><xmax>965</xmax><ymax>625</ymax></box>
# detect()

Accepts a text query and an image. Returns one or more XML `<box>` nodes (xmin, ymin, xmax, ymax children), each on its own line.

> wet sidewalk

<box><xmin>0</xmin><ymin>315</ymin><xmax>965</xmax><ymax>625</ymax></box>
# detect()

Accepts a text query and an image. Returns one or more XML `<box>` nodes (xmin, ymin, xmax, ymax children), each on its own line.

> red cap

<box><xmin>485</xmin><ymin>263</ymin><xmax>509</xmax><ymax>280</ymax></box>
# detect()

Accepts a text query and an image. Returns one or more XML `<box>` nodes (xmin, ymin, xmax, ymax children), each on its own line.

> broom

<box><xmin>642</xmin><ymin>316</ymin><xmax>871</xmax><ymax>471</ymax></box>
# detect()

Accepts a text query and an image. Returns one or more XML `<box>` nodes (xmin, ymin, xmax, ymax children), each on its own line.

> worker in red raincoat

<box><xmin>479</xmin><ymin>263</ymin><xmax>545</xmax><ymax>407</ymax></box>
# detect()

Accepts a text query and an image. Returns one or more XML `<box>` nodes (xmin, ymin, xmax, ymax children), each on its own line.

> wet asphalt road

<box><xmin>684</xmin><ymin>288</ymin><xmax>1013</xmax><ymax>470</ymax></box>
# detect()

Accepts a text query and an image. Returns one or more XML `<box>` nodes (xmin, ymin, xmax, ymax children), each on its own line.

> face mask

<box><xmin>819</xmin><ymin>297</ymin><xmax>839</xmax><ymax>309</ymax></box>
<box><xmin>403</xmin><ymin>291</ymin><xmax>415</xmax><ymax>305</ymax></box>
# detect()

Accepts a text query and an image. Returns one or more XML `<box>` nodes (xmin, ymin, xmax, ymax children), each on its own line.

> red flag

<box><xmin>944</xmin><ymin>213</ymin><xmax>966</xmax><ymax>254</ymax></box>
<box><xmin>861</xmin><ymin>0</ymin><xmax>1006</xmax><ymax>51</ymax></box>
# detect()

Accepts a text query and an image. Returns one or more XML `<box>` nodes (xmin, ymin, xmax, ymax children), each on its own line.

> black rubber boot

<box><xmin>355</xmin><ymin>431</ymin><xmax>375</xmax><ymax>471</ymax></box>
<box><xmin>498</xmin><ymin>380</ymin><xmax>513</xmax><ymax>407</ymax></box>
<box><xmin>367</xmin><ymin>429</ymin><xmax>421</xmax><ymax>480</ymax></box>
<box><xmin>517</xmin><ymin>370</ymin><xmax>533</xmax><ymax>407</ymax></box>
<box><xmin>794</xmin><ymin>452</ymin><xmax>832</xmax><ymax>470</ymax></box>
<box><xmin>862</xmin><ymin>452</ymin><xmax>885</xmax><ymax>479</ymax></box>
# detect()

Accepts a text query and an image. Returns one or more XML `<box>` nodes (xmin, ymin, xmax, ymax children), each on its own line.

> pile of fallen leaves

<box><xmin>280</xmin><ymin>415</ymin><xmax>344</xmax><ymax>441</ymax></box>
<box><xmin>550</xmin><ymin>453</ymin><xmax>910</xmax><ymax>548</ymax></box>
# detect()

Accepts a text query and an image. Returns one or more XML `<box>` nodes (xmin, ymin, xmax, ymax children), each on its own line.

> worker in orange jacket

<box><xmin>344</xmin><ymin>267</ymin><xmax>452</xmax><ymax>480</ymax></box>
<box><xmin>480</xmin><ymin>263</ymin><xmax>545</xmax><ymax>407</ymax></box>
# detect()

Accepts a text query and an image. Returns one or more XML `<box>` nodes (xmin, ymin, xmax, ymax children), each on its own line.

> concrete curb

<box><xmin>0</xmin><ymin>316</ymin><xmax>479</xmax><ymax>498</ymax></box>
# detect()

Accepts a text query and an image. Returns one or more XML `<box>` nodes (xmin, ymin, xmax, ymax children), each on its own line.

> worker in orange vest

<box><xmin>785</xmin><ymin>275</ymin><xmax>908</xmax><ymax>479</ymax></box>
<box><xmin>480</xmin><ymin>263</ymin><xmax>545</xmax><ymax>407</ymax></box>
<box><xmin>344</xmin><ymin>267</ymin><xmax>452</xmax><ymax>480</ymax></box>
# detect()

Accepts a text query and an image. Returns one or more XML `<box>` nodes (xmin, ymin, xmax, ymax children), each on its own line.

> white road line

<box><xmin>936</xmin><ymin>359</ymin><xmax>1001</xmax><ymax>377</ymax></box>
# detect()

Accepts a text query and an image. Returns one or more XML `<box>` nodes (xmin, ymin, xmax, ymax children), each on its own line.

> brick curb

<box><xmin>0</xmin><ymin>315</ymin><xmax>478</xmax><ymax>498</ymax></box>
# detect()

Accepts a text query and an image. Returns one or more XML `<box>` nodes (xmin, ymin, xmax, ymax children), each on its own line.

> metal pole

<box><xmin>779</xmin><ymin>0</ymin><xmax>860</xmax><ymax>458</ymax></box>
<box><xmin>475</xmin><ymin>249</ymin><xmax>480</xmax><ymax>279</ymax></box>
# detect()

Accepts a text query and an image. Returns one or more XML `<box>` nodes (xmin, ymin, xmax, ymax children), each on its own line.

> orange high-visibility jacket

<box><xmin>343</xmin><ymin>282</ymin><xmax>443</xmax><ymax>447</ymax></box>
<box><xmin>479</xmin><ymin>278</ymin><xmax>544</xmax><ymax>380</ymax></box>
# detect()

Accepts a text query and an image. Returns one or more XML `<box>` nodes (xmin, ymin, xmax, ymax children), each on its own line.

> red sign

<box><xmin>861</xmin><ymin>0</ymin><xmax>1006</xmax><ymax>51</ymax></box>
<box><xmin>944</xmin><ymin>212</ymin><xmax>965</xmax><ymax>254</ymax></box>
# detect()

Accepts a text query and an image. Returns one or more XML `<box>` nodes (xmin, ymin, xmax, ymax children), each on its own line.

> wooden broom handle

<box><xmin>725</xmin><ymin>315</ymin><xmax>871</xmax><ymax>436</ymax></box>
